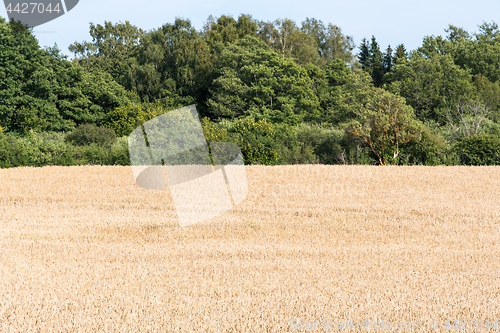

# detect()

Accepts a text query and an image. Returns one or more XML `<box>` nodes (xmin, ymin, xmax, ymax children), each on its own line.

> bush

<box><xmin>275</xmin><ymin>124</ymin><xmax>344</xmax><ymax>164</ymax></box>
<box><xmin>72</xmin><ymin>144</ymin><xmax>111</xmax><ymax>165</ymax></box>
<box><xmin>0</xmin><ymin>133</ymin><xmax>25</xmax><ymax>167</ymax></box>
<box><xmin>226</xmin><ymin>117</ymin><xmax>281</xmax><ymax>165</ymax></box>
<box><xmin>458</xmin><ymin>134</ymin><xmax>500</xmax><ymax>165</ymax></box>
<box><xmin>69</xmin><ymin>137</ymin><xmax>130</xmax><ymax>166</ymax></box>
<box><xmin>0</xmin><ymin>131</ymin><xmax>131</xmax><ymax>168</ymax></box>
<box><xmin>276</xmin><ymin>124</ymin><xmax>318</xmax><ymax>164</ymax></box>
<box><xmin>14</xmin><ymin>131</ymin><xmax>75</xmax><ymax>167</ymax></box>
<box><xmin>65</xmin><ymin>124</ymin><xmax>117</xmax><ymax>147</ymax></box>
<box><xmin>109</xmin><ymin>136</ymin><xmax>130</xmax><ymax>165</ymax></box>
<box><xmin>403</xmin><ymin>126</ymin><xmax>459</xmax><ymax>165</ymax></box>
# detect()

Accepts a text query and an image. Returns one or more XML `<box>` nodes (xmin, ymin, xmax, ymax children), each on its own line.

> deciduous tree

<box><xmin>346</xmin><ymin>90</ymin><xmax>423</xmax><ymax>165</ymax></box>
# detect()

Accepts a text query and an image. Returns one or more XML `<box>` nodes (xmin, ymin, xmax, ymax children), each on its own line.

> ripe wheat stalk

<box><xmin>1</xmin><ymin>165</ymin><xmax>499</xmax><ymax>332</ymax></box>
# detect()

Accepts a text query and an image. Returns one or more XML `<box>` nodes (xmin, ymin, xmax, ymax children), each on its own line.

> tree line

<box><xmin>1</xmin><ymin>15</ymin><xmax>500</xmax><ymax>166</ymax></box>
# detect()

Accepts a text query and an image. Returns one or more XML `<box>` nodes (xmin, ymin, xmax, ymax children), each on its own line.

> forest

<box><xmin>1</xmin><ymin>14</ymin><xmax>500</xmax><ymax>167</ymax></box>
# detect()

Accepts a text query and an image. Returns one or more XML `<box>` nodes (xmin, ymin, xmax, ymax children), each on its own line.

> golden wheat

<box><xmin>1</xmin><ymin>165</ymin><xmax>499</xmax><ymax>332</ymax></box>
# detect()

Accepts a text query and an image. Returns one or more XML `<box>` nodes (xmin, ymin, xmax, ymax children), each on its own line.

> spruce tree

<box><xmin>369</xmin><ymin>36</ymin><xmax>383</xmax><ymax>87</ymax></box>
<box><xmin>384</xmin><ymin>45</ymin><xmax>393</xmax><ymax>73</ymax></box>
<box><xmin>358</xmin><ymin>38</ymin><xmax>370</xmax><ymax>70</ymax></box>
<box><xmin>395</xmin><ymin>44</ymin><xmax>407</xmax><ymax>61</ymax></box>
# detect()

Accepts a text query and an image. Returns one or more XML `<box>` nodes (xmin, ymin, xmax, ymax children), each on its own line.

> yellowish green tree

<box><xmin>347</xmin><ymin>90</ymin><xmax>423</xmax><ymax>165</ymax></box>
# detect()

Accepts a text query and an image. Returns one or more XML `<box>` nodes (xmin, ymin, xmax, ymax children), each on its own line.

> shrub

<box><xmin>0</xmin><ymin>133</ymin><xmax>25</xmax><ymax>167</ymax></box>
<box><xmin>72</xmin><ymin>144</ymin><xmax>111</xmax><ymax>165</ymax></box>
<box><xmin>226</xmin><ymin>117</ymin><xmax>281</xmax><ymax>165</ymax></box>
<box><xmin>276</xmin><ymin>125</ymin><xmax>318</xmax><ymax>164</ymax></box>
<box><xmin>201</xmin><ymin>117</ymin><xmax>231</xmax><ymax>143</ymax></box>
<box><xmin>403</xmin><ymin>126</ymin><xmax>459</xmax><ymax>165</ymax></box>
<box><xmin>71</xmin><ymin>137</ymin><xmax>130</xmax><ymax>166</ymax></box>
<box><xmin>0</xmin><ymin>131</ymin><xmax>130</xmax><ymax>168</ymax></box>
<box><xmin>109</xmin><ymin>136</ymin><xmax>130</xmax><ymax>166</ymax></box>
<box><xmin>458</xmin><ymin>134</ymin><xmax>500</xmax><ymax>165</ymax></box>
<box><xmin>15</xmin><ymin>131</ymin><xmax>75</xmax><ymax>167</ymax></box>
<box><xmin>65</xmin><ymin>124</ymin><xmax>117</xmax><ymax>147</ymax></box>
<box><xmin>275</xmin><ymin>124</ymin><xmax>344</xmax><ymax>164</ymax></box>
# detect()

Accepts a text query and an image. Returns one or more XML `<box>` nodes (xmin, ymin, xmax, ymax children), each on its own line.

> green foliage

<box><xmin>416</xmin><ymin>23</ymin><xmax>500</xmax><ymax>88</ymax></box>
<box><xmin>346</xmin><ymin>90</ymin><xmax>423</xmax><ymax>165</ymax></box>
<box><xmin>369</xmin><ymin>36</ymin><xmax>384</xmax><ymax>87</ymax></box>
<box><xmin>104</xmin><ymin>96</ymin><xmax>195</xmax><ymax>137</ymax></box>
<box><xmin>104</xmin><ymin>104</ymin><xmax>144</xmax><ymax>138</ymax></box>
<box><xmin>383</xmin><ymin>45</ymin><xmax>393</xmax><ymax>74</ymax></box>
<box><xmin>226</xmin><ymin>117</ymin><xmax>281</xmax><ymax>165</ymax></box>
<box><xmin>257</xmin><ymin>18</ymin><xmax>318</xmax><ymax>66</ymax></box>
<box><xmin>69</xmin><ymin>21</ymin><xmax>144</xmax><ymax>88</ymax></box>
<box><xmin>104</xmin><ymin>102</ymin><xmax>164</xmax><ymax>138</ymax></box>
<box><xmin>473</xmin><ymin>74</ymin><xmax>500</xmax><ymax>114</ymax></box>
<box><xmin>300</xmin><ymin>18</ymin><xmax>355</xmax><ymax>67</ymax></box>
<box><xmin>4</xmin><ymin>16</ymin><xmax>500</xmax><ymax>167</ymax></box>
<box><xmin>110</xmin><ymin>137</ymin><xmax>131</xmax><ymax>165</ymax></box>
<box><xmin>339</xmin><ymin>134</ymin><xmax>376</xmax><ymax>165</ymax></box>
<box><xmin>0</xmin><ymin>19</ymin><xmax>61</xmax><ymax>131</ymax></box>
<box><xmin>65</xmin><ymin>124</ymin><xmax>117</xmax><ymax>147</ymax></box>
<box><xmin>207</xmin><ymin>36</ymin><xmax>320</xmax><ymax>125</ymax></box>
<box><xmin>0</xmin><ymin>19</ymin><xmax>132</xmax><ymax>132</ymax></box>
<box><xmin>276</xmin><ymin>123</ymin><xmax>344</xmax><ymax>164</ymax></box>
<box><xmin>202</xmin><ymin>118</ymin><xmax>345</xmax><ymax>165</ymax></box>
<box><xmin>357</xmin><ymin>36</ymin><xmax>389</xmax><ymax>87</ymax></box>
<box><xmin>404</xmin><ymin>125</ymin><xmax>459</xmax><ymax>165</ymax></box>
<box><xmin>443</xmin><ymin>101</ymin><xmax>492</xmax><ymax>139</ymax></box>
<box><xmin>358</xmin><ymin>38</ymin><xmax>370</xmax><ymax>70</ymax></box>
<box><xmin>7</xmin><ymin>132</ymin><xmax>75</xmax><ymax>167</ymax></box>
<box><xmin>395</xmin><ymin>44</ymin><xmax>407</xmax><ymax>61</ymax></box>
<box><xmin>275</xmin><ymin>125</ymin><xmax>319</xmax><ymax>164</ymax></box>
<box><xmin>0</xmin><ymin>131</ymin><xmax>130</xmax><ymax>168</ymax></box>
<box><xmin>201</xmin><ymin>117</ymin><xmax>231</xmax><ymax>143</ymax></box>
<box><xmin>323</xmin><ymin>67</ymin><xmax>377</xmax><ymax>125</ymax></box>
<box><xmin>205</xmin><ymin>14</ymin><xmax>258</xmax><ymax>47</ymax></box>
<box><xmin>458</xmin><ymin>134</ymin><xmax>500</xmax><ymax>165</ymax></box>
<box><xmin>452</xmin><ymin>24</ymin><xmax>500</xmax><ymax>84</ymax></box>
<box><xmin>385</xmin><ymin>53</ymin><xmax>476</xmax><ymax>123</ymax></box>
<box><xmin>0</xmin><ymin>132</ymin><xmax>23</xmax><ymax>167</ymax></box>
<box><xmin>133</xmin><ymin>19</ymin><xmax>211</xmax><ymax>103</ymax></box>
<box><xmin>71</xmin><ymin>135</ymin><xmax>130</xmax><ymax>166</ymax></box>
<box><xmin>70</xmin><ymin>19</ymin><xmax>207</xmax><ymax>107</ymax></box>
<box><xmin>12</xmin><ymin>107</ymin><xmax>49</xmax><ymax>134</ymax></box>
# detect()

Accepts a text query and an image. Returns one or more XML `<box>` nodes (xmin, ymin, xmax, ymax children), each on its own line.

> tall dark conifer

<box><xmin>395</xmin><ymin>44</ymin><xmax>407</xmax><ymax>61</ymax></box>
<box><xmin>369</xmin><ymin>36</ymin><xmax>383</xmax><ymax>87</ymax></box>
<box><xmin>384</xmin><ymin>45</ymin><xmax>393</xmax><ymax>73</ymax></box>
<box><xmin>358</xmin><ymin>38</ymin><xmax>370</xmax><ymax>70</ymax></box>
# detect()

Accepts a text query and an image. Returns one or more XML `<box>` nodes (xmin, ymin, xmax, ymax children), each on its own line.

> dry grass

<box><xmin>1</xmin><ymin>165</ymin><xmax>500</xmax><ymax>332</ymax></box>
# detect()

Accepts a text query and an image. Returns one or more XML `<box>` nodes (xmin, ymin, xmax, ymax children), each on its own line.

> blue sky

<box><xmin>2</xmin><ymin>0</ymin><xmax>499</xmax><ymax>58</ymax></box>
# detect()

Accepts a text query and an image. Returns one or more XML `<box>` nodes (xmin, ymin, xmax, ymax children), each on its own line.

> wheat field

<box><xmin>1</xmin><ymin>165</ymin><xmax>499</xmax><ymax>332</ymax></box>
